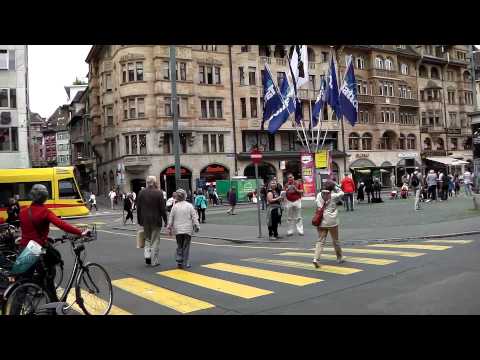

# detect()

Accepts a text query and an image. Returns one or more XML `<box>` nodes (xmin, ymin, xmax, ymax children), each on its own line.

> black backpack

<box><xmin>411</xmin><ymin>174</ymin><xmax>419</xmax><ymax>187</ymax></box>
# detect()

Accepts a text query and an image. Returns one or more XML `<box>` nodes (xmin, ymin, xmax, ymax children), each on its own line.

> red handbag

<box><xmin>312</xmin><ymin>199</ymin><xmax>329</xmax><ymax>227</ymax></box>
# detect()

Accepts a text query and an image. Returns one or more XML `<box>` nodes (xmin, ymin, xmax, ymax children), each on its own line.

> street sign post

<box><xmin>251</xmin><ymin>149</ymin><xmax>263</xmax><ymax>238</ymax></box>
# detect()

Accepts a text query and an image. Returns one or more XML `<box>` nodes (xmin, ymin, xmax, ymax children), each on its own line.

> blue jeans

<box><xmin>344</xmin><ymin>193</ymin><xmax>354</xmax><ymax>210</ymax></box>
<box><xmin>464</xmin><ymin>183</ymin><xmax>472</xmax><ymax>196</ymax></box>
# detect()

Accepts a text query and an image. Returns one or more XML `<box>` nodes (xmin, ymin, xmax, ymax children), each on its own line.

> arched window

<box><xmin>380</xmin><ymin>131</ymin><xmax>396</xmax><ymax>150</ymax></box>
<box><xmin>407</xmin><ymin>134</ymin><xmax>416</xmax><ymax>150</ymax></box>
<box><xmin>400</xmin><ymin>63</ymin><xmax>409</xmax><ymax>75</ymax></box>
<box><xmin>431</xmin><ymin>67</ymin><xmax>440</xmax><ymax>79</ymax></box>
<box><xmin>274</xmin><ymin>45</ymin><xmax>285</xmax><ymax>59</ymax></box>
<box><xmin>385</xmin><ymin>57</ymin><xmax>393</xmax><ymax>71</ymax></box>
<box><xmin>349</xmin><ymin>132</ymin><xmax>360</xmax><ymax>150</ymax></box>
<box><xmin>361</xmin><ymin>133</ymin><xmax>372</xmax><ymax>150</ymax></box>
<box><xmin>463</xmin><ymin>70</ymin><xmax>471</xmax><ymax>81</ymax></box>
<box><xmin>356</xmin><ymin>57</ymin><xmax>365</xmax><ymax>69</ymax></box>
<box><xmin>259</xmin><ymin>45</ymin><xmax>271</xmax><ymax>57</ymax></box>
<box><xmin>399</xmin><ymin>133</ymin><xmax>406</xmax><ymax>150</ymax></box>
<box><xmin>464</xmin><ymin>137</ymin><xmax>472</xmax><ymax>150</ymax></box>
<box><xmin>375</xmin><ymin>56</ymin><xmax>384</xmax><ymax>69</ymax></box>
<box><xmin>436</xmin><ymin>138</ymin><xmax>444</xmax><ymax>150</ymax></box>
<box><xmin>307</xmin><ymin>47</ymin><xmax>315</xmax><ymax>62</ymax></box>
<box><xmin>423</xmin><ymin>138</ymin><xmax>432</xmax><ymax>150</ymax></box>
<box><xmin>419</xmin><ymin>65</ymin><xmax>427</xmax><ymax>78</ymax></box>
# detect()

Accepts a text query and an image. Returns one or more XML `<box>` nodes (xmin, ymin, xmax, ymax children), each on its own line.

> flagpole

<box><xmin>309</xmin><ymin>94</ymin><xmax>314</xmax><ymax>151</ymax></box>
<box><xmin>332</xmin><ymin>46</ymin><xmax>347</xmax><ymax>176</ymax></box>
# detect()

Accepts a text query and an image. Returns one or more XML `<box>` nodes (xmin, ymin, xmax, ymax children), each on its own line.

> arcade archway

<box><xmin>160</xmin><ymin>166</ymin><xmax>192</xmax><ymax>197</ymax></box>
<box><xmin>244</xmin><ymin>162</ymin><xmax>277</xmax><ymax>183</ymax></box>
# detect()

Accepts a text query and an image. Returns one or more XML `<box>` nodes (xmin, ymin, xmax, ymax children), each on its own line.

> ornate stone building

<box><xmin>85</xmin><ymin>45</ymin><xmax>474</xmax><ymax>195</ymax></box>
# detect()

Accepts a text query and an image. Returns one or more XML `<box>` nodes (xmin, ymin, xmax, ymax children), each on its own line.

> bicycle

<box><xmin>2</xmin><ymin>225</ymin><xmax>113</xmax><ymax>315</ymax></box>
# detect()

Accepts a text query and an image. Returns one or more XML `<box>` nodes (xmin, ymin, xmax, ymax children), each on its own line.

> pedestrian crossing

<box><xmin>60</xmin><ymin>238</ymin><xmax>474</xmax><ymax>315</ymax></box>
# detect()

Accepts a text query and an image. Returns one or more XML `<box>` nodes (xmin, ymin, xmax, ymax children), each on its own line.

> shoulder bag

<box><xmin>312</xmin><ymin>198</ymin><xmax>329</xmax><ymax>227</ymax></box>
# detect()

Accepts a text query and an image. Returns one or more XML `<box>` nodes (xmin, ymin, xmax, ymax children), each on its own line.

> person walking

<box><xmin>226</xmin><ymin>187</ymin><xmax>237</xmax><ymax>215</ymax></box>
<box><xmin>390</xmin><ymin>172</ymin><xmax>396</xmax><ymax>190</ymax></box>
<box><xmin>212</xmin><ymin>188</ymin><xmax>219</xmax><ymax>206</ymax></box>
<box><xmin>260</xmin><ymin>184</ymin><xmax>267</xmax><ymax>211</ymax></box>
<box><xmin>285</xmin><ymin>173</ymin><xmax>304</xmax><ymax>236</ymax></box>
<box><xmin>426</xmin><ymin>169</ymin><xmax>438</xmax><ymax>202</ymax></box>
<box><xmin>373</xmin><ymin>178</ymin><xmax>382</xmax><ymax>202</ymax></box>
<box><xmin>463</xmin><ymin>169</ymin><xmax>473</xmax><ymax>196</ymax></box>
<box><xmin>266</xmin><ymin>179</ymin><xmax>283</xmax><ymax>240</ymax></box>
<box><xmin>313</xmin><ymin>180</ymin><xmax>345</xmax><ymax>268</ymax></box>
<box><xmin>357</xmin><ymin>181</ymin><xmax>365</xmax><ymax>203</ymax></box>
<box><xmin>365</xmin><ymin>177</ymin><xmax>373</xmax><ymax>203</ymax></box>
<box><xmin>108</xmin><ymin>188</ymin><xmax>116</xmax><ymax>209</ymax></box>
<box><xmin>438</xmin><ymin>170</ymin><xmax>447</xmax><ymax>201</ymax></box>
<box><xmin>167</xmin><ymin>189</ymin><xmax>200</xmax><ymax>269</ymax></box>
<box><xmin>136</xmin><ymin>176</ymin><xmax>168</xmax><ymax>267</ymax></box>
<box><xmin>341</xmin><ymin>173</ymin><xmax>356</xmax><ymax>211</ymax></box>
<box><xmin>194</xmin><ymin>189</ymin><xmax>207</xmax><ymax>224</ymax></box>
<box><xmin>410</xmin><ymin>168</ymin><xmax>423</xmax><ymax>211</ymax></box>
<box><xmin>88</xmin><ymin>192</ymin><xmax>98</xmax><ymax>211</ymax></box>
<box><xmin>123</xmin><ymin>193</ymin><xmax>135</xmax><ymax>225</ymax></box>
<box><xmin>454</xmin><ymin>174</ymin><xmax>461</xmax><ymax>197</ymax></box>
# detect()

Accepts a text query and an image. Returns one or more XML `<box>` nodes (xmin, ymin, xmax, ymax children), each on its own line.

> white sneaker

<box><xmin>337</xmin><ymin>256</ymin><xmax>346</xmax><ymax>264</ymax></box>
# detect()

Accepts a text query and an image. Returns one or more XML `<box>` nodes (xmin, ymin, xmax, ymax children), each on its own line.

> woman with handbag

<box><xmin>266</xmin><ymin>179</ymin><xmax>283</xmax><ymax>240</ymax></box>
<box><xmin>194</xmin><ymin>189</ymin><xmax>207</xmax><ymax>224</ymax></box>
<box><xmin>313</xmin><ymin>181</ymin><xmax>345</xmax><ymax>268</ymax></box>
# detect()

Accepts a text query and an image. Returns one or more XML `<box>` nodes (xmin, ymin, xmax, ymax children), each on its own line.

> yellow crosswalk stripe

<box><xmin>112</xmin><ymin>278</ymin><xmax>214</xmax><ymax>314</ymax></box>
<box><xmin>158</xmin><ymin>269</ymin><xmax>273</xmax><ymax>299</ymax></box>
<box><xmin>424</xmin><ymin>240</ymin><xmax>473</xmax><ymax>244</ymax></box>
<box><xmin>58</xmin><ymin>287</ymin><xmax>131</xmax><ymax>315</ymax></box>
<box><xmin>368</xmin><ymin>244</ymin><xmax>451</xmax><ymax>251</ymax></box>
<box><xmin>309</xmin><ymin>247</ymin><xmax>426</xmax><ymax>257</ymax></box>
<box><xmin>276</xmin><ymin>252</ymin><xmax>398</xmax><ymax>266</ymax></box>
<box><xmin>242</xmin><ymin>258</ymin><xmax>362</xmax><ymax>275</ymax></box>
<box><xmin>202</xmin><ymin>262</ymin><xmax>322</xmax><ymax>286</ymax></box>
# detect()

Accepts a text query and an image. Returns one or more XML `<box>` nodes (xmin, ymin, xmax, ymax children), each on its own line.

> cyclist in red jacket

<box><xmin>340</xmin><ymin>173</ymin><xmax>356</xmax><ymax>211</ymax></box>
<box><xmin>18</xmin><ymin>184</ymin><xmax>89</xmax><ymax>300</ymax></box>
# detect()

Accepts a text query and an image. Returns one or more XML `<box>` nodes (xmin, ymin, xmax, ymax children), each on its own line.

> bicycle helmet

<box><xmin>30</xmin><ymin>184</ymin><xmax>49</xmax><ymax>204</ymax></box>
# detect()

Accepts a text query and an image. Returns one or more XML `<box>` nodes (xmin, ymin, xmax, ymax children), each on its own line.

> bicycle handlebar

<box><xmin>54</xmin><ymin>232</ymin><xmax>95</xmax><ymax>244</ymax></box>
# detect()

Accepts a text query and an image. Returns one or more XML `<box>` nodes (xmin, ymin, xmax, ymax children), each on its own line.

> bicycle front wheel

<box><xmin>75</xmin><ymin>263</ymin><xmax>113</xmax><ymax>315</ymax></box>
<box><xmin>4</xmin><ymin>282</ymin><xmax>52</xmax><ymax>315</ymax></box>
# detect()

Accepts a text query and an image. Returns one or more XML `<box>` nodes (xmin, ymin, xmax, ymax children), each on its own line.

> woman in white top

<box><xmin>167</xmin><ymin>189</ymin><xmax>200</xmax><ymax>269</ymax></box>
<box><xmin>313</xmin><ymin>180</ymin><xmax>345</xmax><ymax>268</ymax></box>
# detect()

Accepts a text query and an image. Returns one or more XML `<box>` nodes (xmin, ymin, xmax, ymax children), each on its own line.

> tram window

<box><xmin>58</xmin><ymin>179</ymin><xmax>81</xmax><ymax>199</ymax></box>
<box><xmin>0</xmin><ymin>181</ymin><xmax>52</xmax><ymax>206</ymax></box>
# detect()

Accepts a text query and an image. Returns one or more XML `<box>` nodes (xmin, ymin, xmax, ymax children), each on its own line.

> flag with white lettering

<box><xmin>325</xmin><ymin>56</ymin><xmax>342</xmax><ymax>120</ymax></box>
<box><xmin>339</xmin><ymin>55</ymin><xmax>358</xmax><ymax>126</ymax></box>
<box><xmin>267</xmin><ymin>75</ymin><xmax>295</xmax><ymax>134</ymax></box>
<box><xmin>261</xmin><ymin>64</ymin><xmax>285</xmax><ymax>131</ymax></box>
<box><xmin>312</xmin><ymin>77</ymin><xmax>327</xmax><ymax>128</ymax></box>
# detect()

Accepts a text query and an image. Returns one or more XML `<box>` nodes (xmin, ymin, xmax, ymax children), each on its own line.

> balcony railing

<box><xmin>259</xmin><ymin>56</ymin><xmax>271</xmax><ymax>65</ymax></box>
<box><xmin>358</xmin><ymin>94</ymin><xmax>375</xmax><ymax>104</ymax></box>
<box><xmin>371</xmin><ymin>68</ymin><xmax>398</xmax><ymax>78</ymax></box>
<box><xmin>376</xmin><ymin>96</ymin><xmax>399</xmax><ymax>105</ymax></box>
<box><xmin>124</xmin><ymin>155</ymin><xmax>152</xmax><ymax>167</ymax></box>
<box><xmin>399</xmin><ymin>98</ymin><xmax>419</xmax><ymax>107</ymax></box>
<box><xmin>276</xmin><ymin>58</ymin><xmax>286</xmax><ymax>66</ymax></box>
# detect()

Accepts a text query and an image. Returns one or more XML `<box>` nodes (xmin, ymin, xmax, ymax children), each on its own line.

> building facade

<box><xmin>0</xmin><ymin>45</ymin><xmax>30</xmax><ymax>168</ymax></box>
<box><xmin>28</xmin><ymin>112</ymin><xmax>46</xmax><ymax>167</ymax></box>
<box><xmin>68</xmin><ymin>88</ymin><xmax>96</xmax><ymax>193</ymax></box>
<box><xmin>86</xmin><ymin>45</ymin><xmax>475</xmax><ymax>195</ymax></box>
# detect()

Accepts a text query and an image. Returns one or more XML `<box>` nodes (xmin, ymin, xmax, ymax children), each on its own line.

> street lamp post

<box><xmin>170</xmin><ymin>46</ymin><xmax>182</xmax><ymax>188</ymax></box>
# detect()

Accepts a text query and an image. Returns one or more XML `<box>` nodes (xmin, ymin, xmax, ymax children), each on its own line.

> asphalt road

<box><xmin>51</xmin><ymin>212</ymin><xmax>480</xmax><ymax>315</ymax></box>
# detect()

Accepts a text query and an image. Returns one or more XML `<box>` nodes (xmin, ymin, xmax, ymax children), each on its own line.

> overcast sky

<box><xmin>29</xmin><ymin>45</ymin><xmax>91</xmax><ymax>119</ymax></box>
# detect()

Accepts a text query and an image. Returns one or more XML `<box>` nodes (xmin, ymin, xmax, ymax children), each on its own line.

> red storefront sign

<box><xmin>301</xmin><ymin>152</ymin><xmax>316</xmax><ymax>197</ymax></box>
<box><xmin>205</xmin><ymin>165</ymin><xmax>226</xmax><ymax>174</ymax></box>
<box><xmin>164</xmin><ymin>167</ymin><xmax>189</xmax><ymax>176</ymax></box>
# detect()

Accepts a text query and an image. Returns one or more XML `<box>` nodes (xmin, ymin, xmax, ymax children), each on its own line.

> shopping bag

<box><xmin>136</xmin><ymin>228</ymin><xmax>145</xmax><ymax>248</ymax></box>
<box><xmin>11</xmin><ymin>240</ymin><xmax>43</xmax><ymax>274</ymax></box>
<box><xmin>252</xmin><ymin>196</ymin><xmax>258</xmax><ymax>204</ymax></box>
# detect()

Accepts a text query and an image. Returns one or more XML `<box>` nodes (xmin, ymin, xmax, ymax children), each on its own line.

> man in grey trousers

<box><xmin>137</xmin><ymin>176</ymin><xmax>168</xmax><ymax>266</ymax></box>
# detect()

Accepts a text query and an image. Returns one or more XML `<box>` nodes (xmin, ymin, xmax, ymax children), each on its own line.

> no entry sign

<box><xmin>250</xmin><ymin>149</ymin><xmax>263</xmax><ymax>165</ymax></box>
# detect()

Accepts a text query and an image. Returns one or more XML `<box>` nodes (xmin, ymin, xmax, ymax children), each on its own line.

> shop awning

<box><xmin>426</xmin><ymin>157</ymin><xmax>469</xmax><ymax>166</ymax></box>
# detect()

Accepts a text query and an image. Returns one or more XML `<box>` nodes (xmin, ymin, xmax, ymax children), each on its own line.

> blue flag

<box><xmin>339</xmin><ymin>56</ymin><xmax>358</xmax><ymax>127</ymax></box>
<box><xmin>267</xmin><ymin>75</ymin><xmax>295</xmax><ymax>134</ymax></box>
<box><xmin>261</xmin><ymin>64</ymin><xmax>285</xmax><ymax>131</ymax></box>
<box><xmin>325</xmin><ymin>56</ymin><xmax>342</xmax><ymax>120</ymax></box>
<box><xmin>312</xmin><ymin>77</ymin><xmax>327</xmax><ymax>127</ymax></box>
